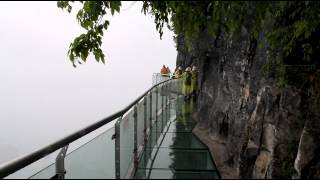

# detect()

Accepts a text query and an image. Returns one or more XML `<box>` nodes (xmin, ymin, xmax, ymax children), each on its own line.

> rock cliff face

<box><xmin>176</xmin><ymin>25</ymin><xmax>320</xmax><ymax>178</ymax></box>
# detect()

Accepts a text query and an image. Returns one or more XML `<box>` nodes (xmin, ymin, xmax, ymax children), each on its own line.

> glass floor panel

<box><xmin>134</xmin><ymin>95</ymin><xmax>220</xmax><ymax>179</ymax></box>
<box><xmin>166</xmin><ymin>123</ymin><xmax>195</xmax><ymax>133</ymax></box>
<box><xmin>137</xmin><ymin>148</ymin><xmax>215</xmax><ymax>171</ymax></box>
<box><xmin>144</xmin><ymin>131</ymin><xmax>166</xmax><ymax>149</ymax></box>
<box><xmin>151</xmin><ymin>148</ymin><xmax>215</xmax><ymax>171</ymax></box>
<box><xmin>160</xmin><ymin>132</ymin><xmax>207</xmax><ymax>149</ymax></box>
<box><xmin>135</xmin><ymin>169</ymin><xmax>220</xmax><ymax>179</ymax></box>
<box><xmin>153</xmin><ymin>120</ymin><xmax>170</xmax><ymax>133</ymax></box>
<box><xmin>169</xmin><ymin>120</ymin><xmax>196</xmax><ymax>127</ymax></box>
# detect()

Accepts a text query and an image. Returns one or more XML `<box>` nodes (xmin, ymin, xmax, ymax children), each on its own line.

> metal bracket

<box><xmin>55</xmin><ymin>145</ymin><xmax>69</xmax><ymax>179</ymax></box>
<box><xmin>111</xmin><ymin>134</ymin><xmax>117</xmax><ymax>140</ymax></box>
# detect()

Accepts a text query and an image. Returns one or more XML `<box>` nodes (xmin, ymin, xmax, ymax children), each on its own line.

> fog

<box><xmin>0</xmin><ymin>1</ymin><xmax>176</xmax><ymax>177</ymax></box>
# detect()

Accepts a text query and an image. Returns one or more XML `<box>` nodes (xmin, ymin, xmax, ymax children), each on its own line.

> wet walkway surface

<box><xmin>134</xmin><ymin>96</ymin><xmax>220</xmax><ymax>179</ymax></box>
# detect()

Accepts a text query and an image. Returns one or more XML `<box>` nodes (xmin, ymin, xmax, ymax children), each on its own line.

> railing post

<box><xmin>149</xmin><ymin>92</ymin><xmax>152</xmax><ymax>129</ymax></box>
<box><xmin>114</xmin><ymin>118</ymin><xmax>121</xmax><ymax>179</ymax></box>
<box><xmin>164</xmin><ymin>84</ymin><xmax>167</xmax><ymax>126</ymax></box>
<box><xmin>168</xmin><ymin>89</ymin><xmax>171</xmax><ymax>123</ymax></box>
<box><xmin>55</xmin><ymin>145</ymin><xmax>68</xmax><ymax>179</ymax></box>
<box><xmin>161</xmin><ymin>85</ymin><xmax>164</xmax><ymax>132</ymax></box>
<box><xmin>155</xmin><ymin>87</ymin><xmax>158</xmax><ymax>132</ymax></box>
<box><xmin>133</xmin><ymin>105</ymin><xmax>138</xmax><ymax>168</ymax></box>
<box><xmin>143</xmin><ymin>97</ymin><xmax>147</xmax><ymax>143</ymax></box>
<box><xmin>165</xmin><ymin>83</ymin><xmax>168</xmax><ymax>124</ymax></box>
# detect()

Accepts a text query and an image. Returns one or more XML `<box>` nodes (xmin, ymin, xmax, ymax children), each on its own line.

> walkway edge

<box><xmin>192</xmin><ymin>124</ymin><xmax>238</xmax><ymax>179</ymax></box>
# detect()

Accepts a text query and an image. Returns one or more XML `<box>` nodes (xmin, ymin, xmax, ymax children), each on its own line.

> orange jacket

<box><xmin>160</xmin><ymin>67</ymin><xmax>169</xmax><ymax>75</ymax></box>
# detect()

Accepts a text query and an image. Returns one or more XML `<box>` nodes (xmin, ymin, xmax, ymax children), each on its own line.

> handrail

<box><xmin>0</xmin><ymin>79</ymin><xmax>173</xmax><ymax>179</ymax></box>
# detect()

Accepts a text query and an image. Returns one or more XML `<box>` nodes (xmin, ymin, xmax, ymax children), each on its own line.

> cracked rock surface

<box><xmin>177</xmin><ymin>23</ymin><xmax>320</xmax><ymax>178</ymax></box>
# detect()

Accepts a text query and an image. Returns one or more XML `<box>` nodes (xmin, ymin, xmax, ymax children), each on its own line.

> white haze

<box><xmin>0</xmin><ymin>1</ymin><xmax>176</xmax><ymax>178</ymax></box>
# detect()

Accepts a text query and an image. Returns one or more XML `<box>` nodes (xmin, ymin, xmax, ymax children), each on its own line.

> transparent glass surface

<box><xmin>29</xmin><ymin>163</ymin><xmax>55</xmax><ymax>179</ymax></box>
<box><xmin>29</xmin><ymin>127</ymin><xmax>115</xmax><ymax>179</ymax></box>
<box><xmin>27</xmin><ymin>80</ymin><xmax>220</xmax><ymax>180</ymax></box>
<box><xmin>161</xmin><ymin>132</ymin><xmax>206</xmax><ymax>149</ymax></box>
<box><xmin>137</xmin><ymin>99</ymin><xmax>145</xmax><ymax>150</ymax></box>
<box><xmin>145</xmin><ymin>148</ymin><xmax>214</xmax><ymax>170</ymax></box>
<box><xmin>119</xmin><ymin>110</ymin><xmax>135</xmax><ymax>178</ymax></box>
<box><xmin>62</xmin><ymin>127</ymin><xmax>115</xmax><ymax>179</ymax></box>
<box><xmin>144</xmin><ymin>131</ymin><xmax>164</xmax><ymax>150</ymax></box>
<box><xmin>154</xmin><ymin>113</ymin><xmax>168</xmax><ymax>134</ymax></box>
<box><xmin>146</xmin><ymin>93</ymin><xmax>151</xmax><ymax>133</ymax></box>
<box><xmin>166</xmin><ymin>123</ymin><xmax>194</xmax><ymax>133</ymax></box>
<box><xmin>157</xmin><ymin>86</ymin><xmax>163</xmax><ymax>115</ymax></box>
<box><xmin>151</xmin><ymin>89</ymin><xmax>157</xmax><ymax>123</ymax></box>
<box><xmin>135</xmin><ymin>169</ymin><xmax>219</xmax><ymax>179</ymax></box>
<box><xmin>162</xmin><ymin>94</ymin><xmax>168</xmax><ymax>127</ymax></box>
<box><xmin>138</xmin><ymin>145</ymin><xmax>159</xmax><ymax>170</ymax></box>
<box><xmin>134</xmin><ymin>94</ymin><xmax>219</xmax><ymax>179</ymax></box>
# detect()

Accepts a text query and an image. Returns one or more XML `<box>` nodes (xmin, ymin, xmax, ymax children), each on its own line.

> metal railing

<box><xmin>152</xmin><ymin>73</ymin><xmax>172</xmax><ymax>86</ymax></box>
<box><xmin>0</xmin><ymin>78</ymin><xmax>182</xmax><ymax>179</ymax></box>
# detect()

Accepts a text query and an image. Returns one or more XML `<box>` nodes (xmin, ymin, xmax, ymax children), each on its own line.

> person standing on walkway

<box><xmin>182</xmin><ymin>67</ymin><xmax>192</xmax><ymax>100</ymax></box>
<box><xmin>160</xmin><ymin>65</ymin><xmax>169</xmax><ymax>77</ymax></box>
<box><xmin>191</xmin><ymin>65</ymin><xmax>199</xmax><ymax>98</ymax></box>
<box><xmin>174</xmin><ymin>66</ymin><xmax>183</xmax><ymax>79</ymax></box>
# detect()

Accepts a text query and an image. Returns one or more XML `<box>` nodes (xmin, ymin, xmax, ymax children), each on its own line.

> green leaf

<box><xmin>103</xmin><ymin>20</ymin><xmax>109</xmax><ymax>30</ymax></box>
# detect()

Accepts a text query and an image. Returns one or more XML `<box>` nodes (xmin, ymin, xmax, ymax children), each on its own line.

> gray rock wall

<box><xmin>176</xmin><ymin>25</ymin><xmax>320</xmax><ymax>178</ymax></box>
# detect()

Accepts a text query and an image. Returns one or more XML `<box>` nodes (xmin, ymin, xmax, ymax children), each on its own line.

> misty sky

<box><xmin>0</xmin><ymin>1</ymin><xmax>176</xmax><ymax>174</ymax></box>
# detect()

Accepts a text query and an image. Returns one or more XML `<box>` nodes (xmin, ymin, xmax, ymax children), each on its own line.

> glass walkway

<box><xmin>0</xmin><ymin>78</ymin><xmax>220</xmax><ymax>179</ymax></box>
<box><xmin>134</xmin><ymin>96</ymin><xmax>219</xmax><ymax>179</ymax></box>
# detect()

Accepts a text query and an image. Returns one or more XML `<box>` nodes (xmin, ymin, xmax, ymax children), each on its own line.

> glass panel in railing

<box><xmin>151</xmin><ymin>88</ymin><xmax>157</xmax><ymax>124</ymax></box>
<box><xmin>179</xmin><ymin>79</ymin><xmax>183</xmax><ymax>93</ymax></box>
<box><xmin>28</xmin><ymin>162</ymin><xmax>56</xmax><ymax>179</ymax></box>
<box><xmin>166</xmin><ymin>80</ymin><xmax>171</xmax><ymax>94</ymax></box>
<box><xmin>170</xmin><ymin>79</ymin><xmax>182</xmax><ymax>94</ymax></box>
<box><xmin>145</xmin><ymin>93</ymin><xmax>151</xmax><ymax>132</ymax></box>
<box><xmin>164</xmin><ymin>83</ymin><xmax>170</xmax><ymax>107</ymax></box>
<box><xmin>163</xmin><ymin>96</ymin><xmax>169</xmax><ymax>127</ymax></box>
<box><xmin>161</xmin><ymin>82</ymin><xmax>170</xmax><ymax>98</ymax></box>
<box><xmin>28</xmin><ymin>121</ymin><xmax>115</xmax><ymax>179</ymax></box>
<box><xmin>119</xmin><ymin>109</ymin><xmax>135</xmax><ymax>178</ymax></box>
<box><xmin>136</xmin><ymin>99</ymin><xmax>145</xmax><ymax>153</ymax></box>
<box><xmin>23</xmin><ymin>148</ymin><xmax>60</xmax><ymax>179</ymax></box>
<box><xmin>63</xmin><ymin>127</ymin><xmax>115</xmax><ymax>179</ymax></box>
<box><xmin>152</xmin><ymin>74</ymin><xmax>156</xmax><ymax>86</ymax></box>
<box><xmin>169</xmin><ymin>80</ymin><xmax>175</xmax><ymax>93</ymax></box>
<box><xmin>157</xmin><ymin>110</ymin><xmax>165</xmax><ymax>133</ymax></box>
<box><xmin>157</xmin><ymin>85</ymin><xmax>162</xmax><ymax>116</ymax></box>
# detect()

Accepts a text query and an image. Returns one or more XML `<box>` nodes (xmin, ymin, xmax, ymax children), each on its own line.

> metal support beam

<box><xmin>143</xmin><ymin>97</ymin><xmax>147</xmax><ymax>143</ymax></box>
<box><xmin>149</xmin><ymin>92</ymin><xmax>152</xmax><ymax>129</ymax></box>
<box><xmin>133</xmin><ymin>105</ymin><xmax>138</xmax><ymax>168</ymax></box>
<box><xmin>114</xmin><ymin>118</ymin><xmax>121</xmax><ymax>179</ymax></box>
<box><xmin>155</xmin><ymin>87</ymin><xmax>158</xmax><ymax>131</ymax></box>
<box><xmin>55</xmin><ymin>145</ymin><xmax>68</xmax><ymax>179</ymax></box>
<box><xmin>161</xmin><ymin>86</ymin><xmax>164</xmax><ymax>132</ymax></box>
<box><xmin>168</xmin><ymin>93</ymin><xmax>171</xmax><ymax>123</ymax></box>
<box><xmin>166</xmin><ymin>83</ymin><xmax>168</xmax><ymax>122</ymax></box>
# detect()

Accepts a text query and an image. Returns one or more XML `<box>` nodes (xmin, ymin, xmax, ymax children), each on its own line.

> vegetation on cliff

<box><xmin>58</xmin><ymin>1</ymin><xmax>319</xmax><ymax>106</ymax></box>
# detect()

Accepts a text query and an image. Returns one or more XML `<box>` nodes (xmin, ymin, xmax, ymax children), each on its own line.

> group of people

<box><xmin>172</xmin><ymin>65</ymin><xmax>199</xmax><ymax>100</ymax></box>
<box><xmin>180</xmin><ymin>65</ymin><xmax>199</xmax><ymax>100</ymax></box>
<box><xmin>159</xmin><ymin>64</ymin><xmax>199</xmax><ymax>100</ymax></box>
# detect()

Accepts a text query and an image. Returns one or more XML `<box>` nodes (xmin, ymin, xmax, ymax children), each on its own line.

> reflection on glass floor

<box><xmin>134</xmin><ymin>96</ymin><xmax>220</xmax><ymax>179</ymax></box>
